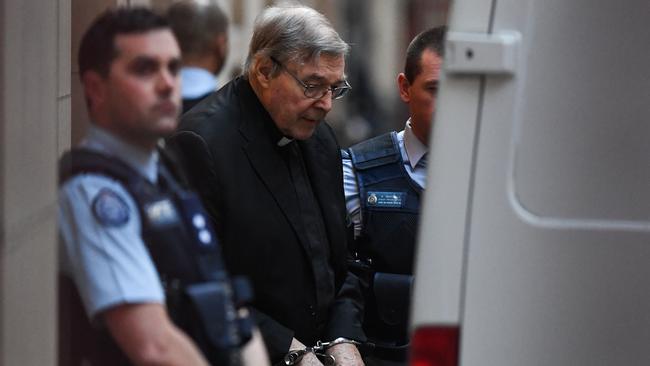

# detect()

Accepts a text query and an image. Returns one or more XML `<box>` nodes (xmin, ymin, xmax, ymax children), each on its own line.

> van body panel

<box><xmin>412</xmin><ymin>0</ymin><xmax>650</xmax><ymax>364</ymax></box>
<box><xmin>411</xmin><ymin>0</ymin><xmax>495</xmax><ymax>327</ymax></box>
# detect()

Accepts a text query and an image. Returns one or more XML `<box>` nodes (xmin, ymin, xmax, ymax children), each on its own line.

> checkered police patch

<box><xmin>92</xmin><ymin>188</ymin><xmax>130</xmax><ymax>226</ymax></box>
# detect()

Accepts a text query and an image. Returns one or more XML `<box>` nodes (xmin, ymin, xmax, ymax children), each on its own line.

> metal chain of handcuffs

<box><xmin>284</xmin><ymin>337</ymin><xmax>362</xmax><ymax>365</ymax></box>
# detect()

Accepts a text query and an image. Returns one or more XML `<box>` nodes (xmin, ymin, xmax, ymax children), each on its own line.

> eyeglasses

<box><xmin>270</xmin><ymin>56</ymin><xmax>351</xmax><ymax>100</ymax></box>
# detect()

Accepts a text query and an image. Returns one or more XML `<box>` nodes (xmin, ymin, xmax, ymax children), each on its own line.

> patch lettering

<box><xmin>366</xmin><ymin>191</ymin><xmax>406</xmax><ymax>208</ymax></box>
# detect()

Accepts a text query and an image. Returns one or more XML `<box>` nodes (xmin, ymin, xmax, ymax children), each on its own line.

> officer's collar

<box><xmin>83</xmin><ymin>124</ymin><xmax>160</xmax><ymax>183</ymax></box>
<box><xmin>403</xmin><ymin>119</ymin><xmax>428</xmax><ymax>169</ymax></box>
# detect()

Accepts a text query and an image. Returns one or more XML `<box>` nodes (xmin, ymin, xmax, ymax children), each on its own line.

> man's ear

<box><xmin>212</xmin><ymin>34</ymin><xmax>229</xmax><ymax>73</ymax></box>
<box><xmin>82</xmin><ymin>70</ymin><xmax>107</xmax><ymax>108</ymax></box>
<box><xmin>397</xmin><ymin>73</ymin><xmax>411</xmax><ymax>103</ymax></box>
<box><xmin>252</xmin><ymin>55</ymin><xmax>275</xmax><ymax>89</ymax></box>
<box><xmin>216</xmin><ymin>34</ymin><xmax>228</xmax><ymax>57</ymax></box>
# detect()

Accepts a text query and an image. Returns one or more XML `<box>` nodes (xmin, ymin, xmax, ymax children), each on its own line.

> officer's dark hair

<box><xmin>167</xmin><ymin>1</ymin><xmax>228</xmax><ymax>59</ymax></box>
<box><xmin>78</xmin><ymin>7</ymin><xmax>169</xmax><ymax>79</ymax></box>
<box><xmin>404</xmin><ymin>26</ymin><xmax>447</xmax><ymax>84</ymax></box>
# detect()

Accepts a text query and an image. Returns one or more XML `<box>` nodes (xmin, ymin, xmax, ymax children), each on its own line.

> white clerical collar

<box><xmin>403</xmin><ymin>119</ymin><xmax>428</xmax><ymax>169</ymax></box>
<box><xmin>83</xmin><ymin>124</ymin><xmax>159</xmax><ymax>183</ymax></box>
<box><xmin>277</xmin><ymin>136</ymin><xmax>294</xmax><ymax>147</ymax></box>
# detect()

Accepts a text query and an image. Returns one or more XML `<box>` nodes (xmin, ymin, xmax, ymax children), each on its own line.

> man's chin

<box><xmin>290</xmin><ymin>120</ymin><xmax>320</xmax><ymax>140</ymax></box>
<box><xmin>292</xmin><ymin>128</ymin><xmax>318</xmax><ymax>140</ymax></box>
<box><xmin>156</xmin><ymin>117</ymin><xmax>179</xmax><ymax>135</ymax></box>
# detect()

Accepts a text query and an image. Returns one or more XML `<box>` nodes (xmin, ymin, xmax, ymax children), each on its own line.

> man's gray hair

<box><xmin>243</xmin><ymin>4</ymin><xmax>349</xmax><ymax>77</ymax></box>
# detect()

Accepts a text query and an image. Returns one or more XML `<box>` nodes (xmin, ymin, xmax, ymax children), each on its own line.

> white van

<box><xmin>409</xmin><ymin>0</ymin><xmax>650</xmax><ymax>365</ymax></box>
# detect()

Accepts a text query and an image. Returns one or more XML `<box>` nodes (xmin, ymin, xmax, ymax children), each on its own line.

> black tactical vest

<box><xmin>58</xmin><ymin>148</ymin><xmax>252</xmax><ymax>366</ymax></box>
<box><xmin>346</xmin><ymin>132</ymin><xmax>422</xmax><ymax>359</ymax></box>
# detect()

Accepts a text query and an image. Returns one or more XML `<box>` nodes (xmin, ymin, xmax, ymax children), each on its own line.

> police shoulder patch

<box><xmin>92</xmin><ymin>188</ymin><xmax>130</xmax><ymax>227</ymax></box>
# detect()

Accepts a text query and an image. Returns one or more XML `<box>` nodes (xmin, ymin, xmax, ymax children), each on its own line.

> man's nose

<box><xmin>157</xmin><ymin>70</ymin><xmax>176</xmax><ymax>95</ymax></box>
<box><xmin>314</xmin><ymin>90</ymin><xmax>333</xmax><ymax>112</ymax></box>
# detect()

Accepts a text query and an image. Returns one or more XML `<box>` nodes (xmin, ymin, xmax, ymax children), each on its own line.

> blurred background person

<box><xmin>342</xmin><ymin>26</ymin><xmax>446</xmax><ymax>366</ymax></box>
<box><xmin>167</xmin><ymin>0</ymin><xmax>229</xmax><ymax>113</ymax></box>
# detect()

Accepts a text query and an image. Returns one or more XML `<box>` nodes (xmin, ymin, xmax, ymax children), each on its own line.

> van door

<box><xmin>411</xmin><ymin>0</ymin><xmax>650</xmax><ymax>365</ymax></box>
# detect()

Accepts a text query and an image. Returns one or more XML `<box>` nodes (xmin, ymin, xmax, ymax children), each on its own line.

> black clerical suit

<box><xmin>182</xmin><ymin>93</ymin><xmax>209</xmax><ymax>114</ymax></box>
<box><xmin>167</xmin><ymin>76</ymin><xmax>365</xmax><ymax>363</ymax></box>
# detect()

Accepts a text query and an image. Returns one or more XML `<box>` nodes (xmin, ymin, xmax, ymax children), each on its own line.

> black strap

<box><xmin>59</xmin><ymin>148</ymin><xmax>142</xmax><ymax>187</ymax></box>
<box><xmin>60</xmin><ymin>147</ymin><xmax>185</xmax><ymax>192</ymax></box>
<box><xmin>348</xmin><ymin>132</ymin><xmax>400</xmax><ymax>170</ymax></box>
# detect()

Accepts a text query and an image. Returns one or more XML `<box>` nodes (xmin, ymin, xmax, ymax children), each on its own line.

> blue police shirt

<box><xmin>58</xmin><ymin>125</ymin><xmax>164</xmax><ymax>320</ymax></box>
<box><xmin>180</xmin><ymin>66</ymin><xmax>218</xmax><ymax>99</ymax></box>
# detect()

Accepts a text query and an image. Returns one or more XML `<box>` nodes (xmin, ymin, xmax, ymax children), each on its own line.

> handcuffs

<box><xmin>284</xmin><ymin>337</ymin><xmax>362</xmax><ymax>365</ymax></box>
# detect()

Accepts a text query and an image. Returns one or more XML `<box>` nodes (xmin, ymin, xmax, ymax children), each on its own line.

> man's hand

<box><xmin>299</xmin><ymin>352</ymin><xmax>326</xmax><ymax>366</ymax></box>
<box><xmin>325</xmin><ymin>343</ymin><xmax>364</xmax><ymax>366</ymax></box>
<box><xmin>289</xmin><ymin>338</ymin><xmax>324</xmax><ymax>366</ymax></box>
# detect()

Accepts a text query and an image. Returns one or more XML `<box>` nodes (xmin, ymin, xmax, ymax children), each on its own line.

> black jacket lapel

<box><xmin>237</xmin><ymin>83</ymin><xmax>313</xmax><ymax>257</ymax></box>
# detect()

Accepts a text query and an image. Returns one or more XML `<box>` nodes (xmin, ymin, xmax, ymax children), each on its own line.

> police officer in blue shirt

<box><xmin>342</xmin><ymin>26</ymin><xmax>446</xmax><ymax>366</ymax></box>
<box><xmin>58</xmin><ymin>8</ymin><xmax>268</xmax><ymax>366</ymax></box>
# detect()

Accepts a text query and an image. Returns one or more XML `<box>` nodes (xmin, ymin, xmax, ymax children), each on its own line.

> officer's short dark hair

<box><xmin>404</xmin><ymin>26</ymin><xmax>447</xmax><ymax>83</ymax></box>
<box><xmin>167</xmin><ymin>1</ymin><xmax>228</xmax><ymax>59</ymax></box>
<box><xmin>78</xmin><ymin>7</ymin><xmax>169</xmax><ymax>78</ymax></box>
